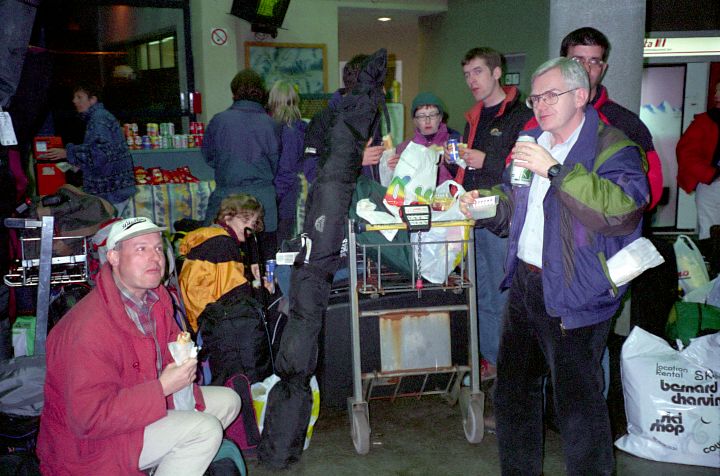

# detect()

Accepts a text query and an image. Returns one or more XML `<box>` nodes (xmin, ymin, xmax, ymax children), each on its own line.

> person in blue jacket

<box><xmin>461</xmin><ymin>57</ymin><xmax>649</xmax><ymax>475</ymax></box>
<box><xmin>203</xmin><ymin>69</ymin><xmax>279</xmax><ymax>259</ymax></box>
<box><xmin>45</xmin><ymin>83</ymin><xmax>136</xmax><ymax>216</ymax></box>
<box><xmin>268</xmin><ymin>79</ymin><xmax>307</xmax><ymax>243</ymax></box>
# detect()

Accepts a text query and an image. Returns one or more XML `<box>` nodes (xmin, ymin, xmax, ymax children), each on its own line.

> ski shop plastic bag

<box><xmin>383</xmin><ymin>142</ymin><xmax>441</xmax><ymax>218</ymax></box>
<box><xmin>615</xmin><ymin>327</ymin><xmax>720</xmax><ymax>468</ymax></box>
<box><xmin>251</xmin><ymin>374</ymin><xmax>320</xmax><ymax>450</ymax></box>
<box><xmin>674</xmin><ymin>234</ymin><xmax>710</xmax><ymax>295</ymax></box>
<box><xmin>411</xmin><ymin>181</ymin><xmax>470</xmax><ymax>284</ymax></box>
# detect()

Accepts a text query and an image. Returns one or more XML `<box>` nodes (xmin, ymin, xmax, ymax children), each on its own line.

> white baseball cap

<box><xmin>106</xmin><ymin>217</ymin><xmax>164</xmax><ymax>250</ymax></box>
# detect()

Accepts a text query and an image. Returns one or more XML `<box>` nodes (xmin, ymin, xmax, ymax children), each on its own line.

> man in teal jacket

<box><xmin>461</xmin><ymin>57</ymin><xmax>649</xmax><ymax>475</ymax></box>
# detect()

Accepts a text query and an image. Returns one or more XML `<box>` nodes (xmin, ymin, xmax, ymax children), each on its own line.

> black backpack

<box><xmin>198</xmin><ymin>286</ymin><xmax>272</xmax><ymax>386</ymax></box>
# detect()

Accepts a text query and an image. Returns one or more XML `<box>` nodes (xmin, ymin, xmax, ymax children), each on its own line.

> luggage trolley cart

<box><xmin>346</xmin><ymin>217</ymin><xmax>484</xmax><ymax>455</ymax></box>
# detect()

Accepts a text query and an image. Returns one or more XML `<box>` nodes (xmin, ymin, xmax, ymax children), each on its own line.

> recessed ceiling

<box><xmin>338</xmin><ymin>7</ymin><xmax>444</xmax><ymax>33</ymax></box>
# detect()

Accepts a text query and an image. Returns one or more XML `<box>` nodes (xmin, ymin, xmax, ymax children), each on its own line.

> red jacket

<box><xmin>37</xmin><ymin>264</ymin><xmax>205</xmax><ymax>475</ymax></box>
<box><xmin>677</xmin><ymin>111</ymin><xmax>720</xmax><ymax>193</ymax></box>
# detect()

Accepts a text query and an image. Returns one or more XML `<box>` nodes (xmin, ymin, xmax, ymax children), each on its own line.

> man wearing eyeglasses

<box><xmin>460</xmin><ymin>57</ymin><xmax>649</xmax><ymax>474</ymax></box>
<box><xmin>561</xmin><ymin>27</ymin><xmax>663</xmax><ymax>210</ymax></box>
<box><xmin>451</xmin><ymin>47</ymin><xmax>532</xmax><ymax>387</ymax></box>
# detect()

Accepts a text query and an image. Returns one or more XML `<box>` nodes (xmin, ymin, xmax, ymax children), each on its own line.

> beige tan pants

<box><xmin>138</xmin><ymin>386</ymin><xmax>241</xmax><ymax>475</ymax></box>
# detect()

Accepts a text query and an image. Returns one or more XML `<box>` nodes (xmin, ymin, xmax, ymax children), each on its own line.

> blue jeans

<box><xmin>474</xmin><ymin>227</ymin><xmax>508</xmax><ymax>366</ymax></box>
<box><xmin>495</xmin><ymin>261</ymin><xmax>614</xmax><ymax>475</ymax></box>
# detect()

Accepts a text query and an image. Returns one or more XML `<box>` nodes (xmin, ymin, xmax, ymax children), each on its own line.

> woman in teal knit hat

<box><xmin>391</xmin><ymin>92</ymin><xmax>461</xmax><ymax>183</ymax></box>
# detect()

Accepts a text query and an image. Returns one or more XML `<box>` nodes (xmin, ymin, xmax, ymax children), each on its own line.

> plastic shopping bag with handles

<box><xmin>410</xmin><ymin>180</ymin><xmax>470</xmax><ymax>284</ymax></box>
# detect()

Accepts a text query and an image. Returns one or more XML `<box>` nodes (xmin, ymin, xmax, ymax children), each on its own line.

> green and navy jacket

<box><xmin>493</xmin><ymin>107</ymin><xmax>649</xmax><ymax>329</ymax></box>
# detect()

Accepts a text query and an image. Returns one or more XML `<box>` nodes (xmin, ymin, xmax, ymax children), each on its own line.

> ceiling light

<box><xmin>378</xmin><ymin>17</ymin><xmax>391</xmax><ymax>22</ymax></box>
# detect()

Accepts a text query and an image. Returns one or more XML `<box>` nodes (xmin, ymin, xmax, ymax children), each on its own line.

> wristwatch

<box><xmin>547</xmin><ymin>164</ymin><xmax>561</xmax><ymax>179</ymax></box>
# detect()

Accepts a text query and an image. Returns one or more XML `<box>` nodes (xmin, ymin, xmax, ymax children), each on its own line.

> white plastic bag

<box><xmin>411</xmin><ymin>181</ymin><xmax>469</xmax><ymax>284</ymax></box>
<box><xmin>383</xmin><ymin>142</ymin><xmax>441</xmax><ymax>218</ymax></box>
<box><xmin>615</xmin><ymin>327</ymin><xmax>720</xmax><ymax>468</ymax></box>
<box><xmin>674</xmin><ymin>234</ymin><xmax>710</xmax><ymax>295</ymax></box>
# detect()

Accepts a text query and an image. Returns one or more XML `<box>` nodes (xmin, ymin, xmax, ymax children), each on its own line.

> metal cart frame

<box><xmin>346</xmin><ymin>219</ymin><xmax>485</xmax><ymax>454</ymax></box>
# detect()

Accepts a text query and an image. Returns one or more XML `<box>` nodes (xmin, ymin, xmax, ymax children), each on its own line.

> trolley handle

<box><xmin>355</xmin><ymin>220</ymin><xmax>475</xmax><ymax>233</ymax></box>
<box><xmin>4</xmin><ymin>218</ymin><xmax>43</xmax><ymax>229</ymax></box>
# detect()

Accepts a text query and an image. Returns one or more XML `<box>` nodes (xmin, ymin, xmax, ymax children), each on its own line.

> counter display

<box><xmin>121</xmin><ymin>181</ymin><xmax>215</xmax><ymax>232</ymax></box>
<box><xmin>130</xmin><ymin>148</ymin><xmax>214</xmax><ymax>181</ymax></box>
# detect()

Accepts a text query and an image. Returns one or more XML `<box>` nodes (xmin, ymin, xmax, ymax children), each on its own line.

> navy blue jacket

<box><xmin>66</xmin><ymin>103</ymin><xmax>136</xmax><ymax>204</ymax></box>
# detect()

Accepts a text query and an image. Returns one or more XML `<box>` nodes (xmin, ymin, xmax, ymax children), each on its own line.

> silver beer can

<box><xmin>510</xmin><ymin>134</ymin><xmax>536</xmax><ymax>187</ymax></box>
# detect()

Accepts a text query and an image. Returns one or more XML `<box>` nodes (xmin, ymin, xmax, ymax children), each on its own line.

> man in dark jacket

<box><xmin>451</xmin><ymin>47</ymin><xmax>532</xmax><ymax>382</ymax></box>
<box><xmin>461</xmin><ymin>57</ymin><xmax>649</xmax><ymax>475</ymax></box>
<box><xmin>45</xmin><ymin>83</ymin><xmax>136</xmax><ymax>215</ymax></box>
<box><xmin>560</xmin><ymin>27</ymin><xmax>662</xmax><ymax>210</ymax></box>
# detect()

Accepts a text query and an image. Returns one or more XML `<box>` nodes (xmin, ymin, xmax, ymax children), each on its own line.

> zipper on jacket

<box><xmin>560</xmin><ymin>320</ymin><xmax>567</xmax><ymax>337</ymax></box>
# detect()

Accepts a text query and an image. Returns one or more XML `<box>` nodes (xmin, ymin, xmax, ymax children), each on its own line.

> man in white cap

<box><xmin>37</xmin><ymin>217</ymin><xmax>241</xmax><ymax>475</ymax></box>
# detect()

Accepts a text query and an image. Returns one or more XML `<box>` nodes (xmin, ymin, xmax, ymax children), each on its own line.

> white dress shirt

<box><xmin>517</xmin><ymin>116</ymin><xmax>585</xmax><ymax>268</ymax></box>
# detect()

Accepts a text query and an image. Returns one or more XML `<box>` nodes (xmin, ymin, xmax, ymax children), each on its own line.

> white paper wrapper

<box><xmin>355</xmin><ymin>198</ymin><xmax>401</xmax><ymax>241</ymax></box>
<box><xmin>607</xmin><ymin>237</ymin><xmax>665</xmax><ymax>288</ymax></box>
<box><xmin>167</xmin><ymin>341</ymin><xmax>199</xmax><ymax>411</ymax></box>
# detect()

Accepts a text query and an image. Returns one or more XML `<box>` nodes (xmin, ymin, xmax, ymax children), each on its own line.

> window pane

<box><xmin>161</xmin><ymin>36</ymin><xmax>175</xmax><ymax>68</ymax></box>
<box><xmin>148</xmin><ymin>40</ymin><xmax>160</xmax><ymax>69</ymax></box>
<box><xmin>138</xmin><ymin>43</ymin><xmax>148</xmax><ymax>70</ymax></box>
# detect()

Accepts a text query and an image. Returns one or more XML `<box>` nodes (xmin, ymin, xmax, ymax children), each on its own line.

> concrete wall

<box><xmin>419</xmin><ymin>0</ymin><xmax>551</xmax><ymax>133</ymax></box>
<box><xmin>191</xmin><ymin>0</ymin><xmax>339</xmax><ymax>122</ymax></box>
<box><xmin>548</xmin><ymin>0</ymin><xmax>646</xmax><ymax>113</ymax></box>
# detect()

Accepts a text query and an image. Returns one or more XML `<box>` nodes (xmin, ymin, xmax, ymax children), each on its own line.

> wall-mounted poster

<box><xmin>245</xmin><ymin>42</ymin><xmax>327</xmax><ymax>94</ymax></box>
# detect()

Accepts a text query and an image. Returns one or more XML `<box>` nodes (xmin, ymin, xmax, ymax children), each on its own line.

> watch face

<box><xmin>548</xmin><ymin>165</ymin><xmax>560</xmax><ymax>178</ymax></box>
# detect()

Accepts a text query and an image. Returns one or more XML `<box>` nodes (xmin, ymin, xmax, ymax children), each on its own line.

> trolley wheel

<box><xmin>462</xmin><ymin>389</ymin><xmax>485</xmax><ymax>444</ymax></box>
<box><xmin>444</xmin><ymin>371</ymin><xmax>466</xmax><ymax>406</ymax></box>
<box><xmin>351</xmin><ymin>408</ymin><xmax>370</xmax><ymax>455</ymax></box>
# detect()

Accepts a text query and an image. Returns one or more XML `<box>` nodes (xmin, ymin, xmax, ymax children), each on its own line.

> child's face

<box><xmin>224</xmin><ymin>213</ymin><xmax>260</xmax><ymax>242</ymax></box>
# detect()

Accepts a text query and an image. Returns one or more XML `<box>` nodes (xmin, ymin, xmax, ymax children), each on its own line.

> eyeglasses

<box><xmin>570</xmin><ymin>56</ymin><xmax>605</xmax><ymax>68</ymax></box>
<box><xmin>525</xmin><ymin>88</ymin><xmax>579</xmax><ymax>108</ymax></box>
<box><xmin>414</xmin><ymin>112</ymin><xmax>441</xmax><ymax>121</ymax></box>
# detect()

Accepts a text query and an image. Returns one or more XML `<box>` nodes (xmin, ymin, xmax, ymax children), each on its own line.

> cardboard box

<box><xmin>33</xmin><ymin>136</ymin><xmax>63</xmax><ymax>160</ymax></box>
<box><xmin>34</xmin><ymin>136</ymin><xmax>66</xmax><ymax>195</ymax></box>
<box><xmin>36</xmin><ymin>162</ymin><xmax>66</xmax><ymax>196</ymax></box>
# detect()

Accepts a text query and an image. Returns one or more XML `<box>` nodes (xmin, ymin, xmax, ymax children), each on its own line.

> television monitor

<box><xmin>230</xmin><ymin>0</ymin><xmax>291</xmax><ymax>29</ymax></box>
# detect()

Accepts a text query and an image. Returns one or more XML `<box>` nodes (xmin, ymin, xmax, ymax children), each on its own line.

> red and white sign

<box><xmin>644</xmin><ymin>37</ymin><xmax>720</xmax><ymax>57</ymax></box>
<box><xmin>210</xmin><ymin>28</ymin><xmax>228</xmax><ymax>47</ymax></box>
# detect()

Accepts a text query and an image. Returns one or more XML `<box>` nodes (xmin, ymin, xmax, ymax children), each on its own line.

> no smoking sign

<box><xmin>210</xmin><ymin>27</ymin><xmax>228</xmax><ymax>47</ymax></box>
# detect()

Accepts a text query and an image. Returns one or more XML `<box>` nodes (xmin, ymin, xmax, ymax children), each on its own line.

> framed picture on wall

<box><xmin>245</xmin><ymin>42</ymin><xmax>327</xmax><ymax>94</ymax></box>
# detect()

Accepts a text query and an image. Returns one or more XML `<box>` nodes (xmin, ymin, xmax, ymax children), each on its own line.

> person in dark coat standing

<box><xmin>268</xmin><ymin>79</ymin><xmax>307</xmax><ymax>243</ymax></box>
<box><xmin>45</xmin><ymin>83</ymin><xmax>136</xmax><ymax>216</ymax></box>
<box><xmin>203</xmin><ymin>69</ymin><xmax>280</xmax><ymax>259</ymax></box>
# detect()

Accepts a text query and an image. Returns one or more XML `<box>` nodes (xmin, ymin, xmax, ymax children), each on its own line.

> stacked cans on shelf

<box><xmin>123</xmin><ymin>122</ymin><xmax>204</xmax><ymax>150</ymax></box>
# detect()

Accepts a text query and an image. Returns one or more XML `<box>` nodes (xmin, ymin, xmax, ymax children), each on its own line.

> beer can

<box><xmin>126</xmin><ymin>136</ymin><xmax>134</xmax><ymax>148</ymax></box>
<box><xmin>447</xmin><ymin>138</ymin><xmax>460</xmax><ymax>164</ymax></box>
<box><xmin>189</xmin><ymin>122</ymin><xmax>197</xmax><ymax>135</ymax></box>
<box><xmin>187</xmin><ymin>134</ymin><xmax>195</xmax><ymax>148</ymax></box>
<box><xmin>265</xmin><ymin>259</ymin><xmax>276</xmax><ymax>284</ymax></box>
<box><xmin>131</xmin><ymin>123</ymin><xmax>139</xmax><ymax>135</ymax></box>
<box><xmin>147</xmin><ymin>123</ymin><xmax>158</xmax><ymax>136</ymax></box>
<box><xmin>141</xmin><ymin>135</ymin><xmax>151</xmax><ymax>149</ymax></box>
<box><xmin>159</xmin><ymin>123</ymin><xmax>169</xmax><ymax>137</ymax></box>
<box><xmin>193</xmin><ymin>134</ymin><xmax>203</xmax><ymax>147</ymax></box>
<box><xmin>195</xmin><ymin>122</ymin><xmax>204</xmax><ymax>134</ymax></box>
<box><xmin>167</xmin><ymin>122</ymin><xmax>175</xmax><ymax>137</ymax></box>
<box><xmin>173</xmin><ymin>134</ymin><xmax>183</xmax><ymax>149</ymax></box>
<box><xmin>123</xmin><ymin>123</ymin><xmax>132</xmax><ymax>138</ymax></box>
<box><xmin>134</xmin><ymin>135</ymin><xmax>143</xmax><ymax>149</ymax></box>
<box><xmin>181</xmin><ymin>134</ymin><xmax>188</xmax><ymax>148</ymax></box>
<box><xmin>510</xmin><ymin>134</ymin><xmax>536</xmax><ymax>187</ymax></box>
